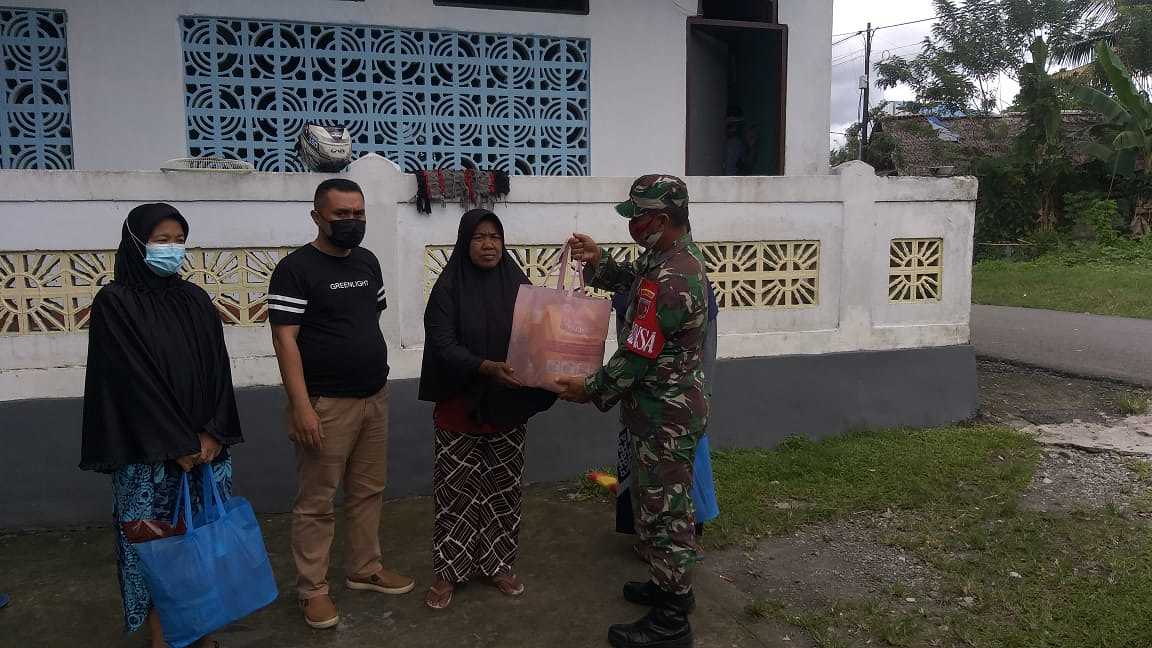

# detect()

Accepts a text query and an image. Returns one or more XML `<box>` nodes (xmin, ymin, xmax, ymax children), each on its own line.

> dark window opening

<box><xmin>687</xmin><ymin>18</ymin><xmax>787</xmax><ymax>176</ymax></box>
<box><xmin>434</xmin><ymin>0</ymin><xmax>589</xmax><ymax>14</ymax></box>
<box><xmin>700</xmin><ymin>0</ymin><xmax>777</xmax><ymax>23</ymax></box>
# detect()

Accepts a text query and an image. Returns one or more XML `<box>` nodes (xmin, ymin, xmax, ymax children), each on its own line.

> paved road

<box><xmin>972</xmin><ymin>305</ymin><xmax>1152</xmax><ymax>386</ymax></box>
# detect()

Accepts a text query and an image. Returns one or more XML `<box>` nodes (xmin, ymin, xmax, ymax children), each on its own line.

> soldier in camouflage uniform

<box><xmin>557</xmin><ymin>174</ymin><xmax>709</xmax><ymax>648</ymax></box>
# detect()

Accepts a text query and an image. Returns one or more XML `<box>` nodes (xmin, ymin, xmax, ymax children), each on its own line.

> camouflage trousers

<box><xmin>629</xmin><ymin>428</ymin><xmax>701</xmax><ymax>595</ymax></box>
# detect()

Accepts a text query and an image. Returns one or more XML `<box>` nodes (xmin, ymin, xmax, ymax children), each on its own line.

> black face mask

<box><xmin>327</xmin><ymin>218</ymin><xmax>365</xmax><ymax>250</ymax></box>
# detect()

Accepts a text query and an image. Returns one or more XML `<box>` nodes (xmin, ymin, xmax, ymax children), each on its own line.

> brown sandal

<box><xmin>425</xmin><ymin>579</ymin><xmax>455</xmax><ymax>610</ymax></box>
<box><xmin>489</xmin><ymin>571</ymin><xmax>525</xmax><ymax>597</ymax></box>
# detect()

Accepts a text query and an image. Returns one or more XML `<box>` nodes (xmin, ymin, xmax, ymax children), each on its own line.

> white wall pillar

<box><xmin>834</xmin><ymin>161</ymin><xmax>879</xmax><ymax>339</ymax></box>
<box><xmin>779</xmin><ymin>0</ymin><xmax>834</xmax><ymax>176</ymax></box>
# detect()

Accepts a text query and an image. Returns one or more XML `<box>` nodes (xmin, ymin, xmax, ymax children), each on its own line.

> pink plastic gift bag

<box><xmin>506</xmin><ymin>244</ymin><xmax>612</xmax><ymax>392</ymax></box>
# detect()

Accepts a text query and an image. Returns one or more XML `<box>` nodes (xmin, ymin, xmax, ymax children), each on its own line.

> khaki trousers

<box><xmin>290</xmin><ymin>385</ymin><xmax>389</xmax><ymax>599</ymax></box>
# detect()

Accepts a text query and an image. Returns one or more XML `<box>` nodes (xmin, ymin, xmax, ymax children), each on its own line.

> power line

<box><xmin>832</xmin><ymin>46</ymin><xmax>864</xmax><ymax>60</ymax></box>
<box><xmin>875</xmin><ymin>16</ymin><xmax>938</xmax><ymax>32</ymax></box>
<box><xmin>832</xmin><ymin>32</ymin><xmax>862</xmax><ymax>47</ymax></box>
<box><xmin>835</xmin><ymin>39</ymin><xmax>922</xmax><ymax>65</ymax></box>
<box><xmin>876</xmin><ymin>41</ymin><xmax>927</xmax><ymax>57</ymax></box>
<box><xmin>831</xmin><ymin>46</ymin><xmax>865</xmax><ymax>61</ymax></box>
<box><xmin>832</xmin><ymin>44</ymin><xmax>864</xmax><ymax>58</ymax></box>
<box><xmin>834</xmin><ymin>15</ymin><xmax>940</xmax><ymax>38</ymax></box>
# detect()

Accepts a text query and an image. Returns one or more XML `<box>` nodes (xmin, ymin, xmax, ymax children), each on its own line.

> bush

<box><xmin>1064</xmin><ymin>191</ymin><xmax>1121</xmax><ymax>244</ymax></box>
<box><xmin>974</xmin><ymin>157</ymin><xmax>1040</xmax><ymax>242</ymax></box>
<box><xmin>1028</xmin><ymin>227</ymin><xmax>1066</xmax><ymax>256</ymax></box>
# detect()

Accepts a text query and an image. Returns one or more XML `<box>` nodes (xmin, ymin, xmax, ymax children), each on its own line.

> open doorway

<box><xmin>686</xmin><ymin>11</ymin><xmax>787</xmax><ymax>176</ymax></box>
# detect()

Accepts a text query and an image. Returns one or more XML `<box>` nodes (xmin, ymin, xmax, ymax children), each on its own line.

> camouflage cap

<box><xmin>615</xmin><ymin>174</ymin><xmax>689</xmax><ymax>219</ymax></box>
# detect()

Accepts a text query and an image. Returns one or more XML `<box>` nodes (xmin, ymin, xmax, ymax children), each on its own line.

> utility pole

<box><xmin>859</xmin><ymin>22</ymin><xmax>874</xmax><ymax>159</ymax></box>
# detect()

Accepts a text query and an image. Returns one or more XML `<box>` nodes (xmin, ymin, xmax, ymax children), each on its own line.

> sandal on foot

<box><xmin>489</xmin><ymin>571</ymin><xmax>525</xmax><ymax>597</ymax></box>
<box><xmin>425</xmin><ymin>580</ymin><xmax>454</xmax><ymax>610</ymax></box>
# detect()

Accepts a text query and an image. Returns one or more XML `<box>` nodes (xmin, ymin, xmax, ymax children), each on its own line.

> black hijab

<box><xmin>419</xmin><ymin>209</ymin><xmax>556</xmax><ymax>427</ymax></box>
<box><xmin>79</xmin><ymin>203</ymin><xmax>244</xmax><ymax>472</ymax></box>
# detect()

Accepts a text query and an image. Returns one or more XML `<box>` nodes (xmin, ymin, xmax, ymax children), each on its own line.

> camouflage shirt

<box><xmin>583</xmin><ymin>234</ymin><xmax>710</xmax><ymax>438</ymax></box>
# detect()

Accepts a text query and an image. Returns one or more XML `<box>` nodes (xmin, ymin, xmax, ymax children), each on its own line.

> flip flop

<box><xmin>425</xmin><ymin>581</ymin><xmax>454</xmax><ymax>610</ymax></box>
<box><xmin>489</xmin><ymin>572</ymin><xmax>525</xmax><ymax>597</ymax></box>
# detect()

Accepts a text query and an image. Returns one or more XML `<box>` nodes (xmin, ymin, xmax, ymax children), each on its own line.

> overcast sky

<box><xmin>830</xmin><ymin>0</ymin><xmax>1022</xmax><ymax>148</ymax></box>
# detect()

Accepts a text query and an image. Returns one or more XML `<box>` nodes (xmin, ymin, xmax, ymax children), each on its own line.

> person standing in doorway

<box><xmin>557</xmin><ymin>175</ymin><xmax>709</xmax><ymax>648</ymax></box>
<box><xmin>269</xmin><ymin>179</ymin><xmax>414</xmax><ymax>630</ymax></box>
<box><xmin>723</xmin><ymin>106</ymin><xmax>758</xmax><ymax>176</ymax></box>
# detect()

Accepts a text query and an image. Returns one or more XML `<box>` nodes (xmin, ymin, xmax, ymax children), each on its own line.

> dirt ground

<box><xmin>2</xmin><ymin>359</ymin><xmax>1149</xmax><ymax>648</ymax></box>
<box><xmin>706</xmin><ymin>360</ymin><xmax>1152</xmax><ymax>647</ymax></box>
<box><xmin>976</xmin><ymin>359</ymin><xmax>1150</xmax><ymax>426</ymax></box>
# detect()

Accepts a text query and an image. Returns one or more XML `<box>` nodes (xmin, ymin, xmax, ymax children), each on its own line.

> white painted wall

<box><xmin>779</xmin><ymin>0</ymin><xmax>834</xmax><ymax>176</ymax></box>
<box><xmin>0</xmin><ymin>155</ymin><xmax>976</xmax><ymax>401</ymax></box>
<box><xmin>2</xmin><ymin>0</ymin><xmax>832</xmax><ymax>176</ymax></box>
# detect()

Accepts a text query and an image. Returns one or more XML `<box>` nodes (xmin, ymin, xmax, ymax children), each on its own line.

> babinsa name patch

<box><xmin>626</xmin><ymin>278</ymin><xmax>665</xmax><ymax>359</ymax></box>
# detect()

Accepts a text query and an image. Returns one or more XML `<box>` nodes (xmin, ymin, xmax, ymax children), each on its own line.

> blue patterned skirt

<box><xmin>111</xmin><ymin>458</ymin><xmax>233</xmax><ymax>634</ymax></box>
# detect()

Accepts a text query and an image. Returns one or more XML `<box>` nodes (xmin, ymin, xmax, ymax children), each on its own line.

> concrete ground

<box><xmin>972</xmin><ymin>304</ymin><xmax>1152</xmax><ymax>385</ymax></box>
<box><xmin>0</xmin><ymin>490</ymin><xmax>797</xmax><ymax>648</ymax></box>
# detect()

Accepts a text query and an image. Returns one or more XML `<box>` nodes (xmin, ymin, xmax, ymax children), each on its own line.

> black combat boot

<box><xmin>607</xmin><ymin>591</ymin><xmax>694</xmax><ymax>648</ymax></box>
<box><xmin>622</xmin><ymin>581</ymin><xmax>696</xmax><ymax>612</ymax></box>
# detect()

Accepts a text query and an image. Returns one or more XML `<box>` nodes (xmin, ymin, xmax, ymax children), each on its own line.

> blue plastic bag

<box><xmin>134</xmin><ymin>465</ymin><xmax>278</xmax><ymax>648</ymax></box>
<box><xmin>691</xmin><ymin>435</ymin><xmax>720</xmax><ymax>524</ymax></box>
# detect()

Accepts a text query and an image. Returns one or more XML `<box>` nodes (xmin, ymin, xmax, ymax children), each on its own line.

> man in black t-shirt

<box><xmin>269</xmin><ymin>179</ymin><xmax>414</xmax><ymax>630</ymax></box>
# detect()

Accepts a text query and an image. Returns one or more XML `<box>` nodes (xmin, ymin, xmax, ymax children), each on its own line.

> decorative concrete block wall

<box><xmin>0</xmin><ymin>155</ymin><xmax>978</xmax><ymax>528</ymax></box>
<box><xmin>0</xmin><ymin>156</ymin><xmax>975</xmax><ymax>401</ymax></box>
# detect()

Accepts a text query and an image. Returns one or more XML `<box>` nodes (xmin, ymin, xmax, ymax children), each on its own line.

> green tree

<box><xmin>1074</xmin><ymin>41</ymin><xmax>1152</xmax><ymax>234</ymax></box>
<box><xmin>830</xmin><ymin>104</ymin><xmax>901</xmax><ymax>173</ymax></box>
<box><xmin>1017</xmin><ymin>37</ymin><xmax>1072</xmax><ymax>229</ymax></box>
<box><xmin>1050</xmin><ymin>0</ymin><xmax>1152</xmax><ymax>83</ymax></box>
<box><xmin>877</xmin><ymin>0</ymin><xmax>1093</xmax><ymax>114</ymax></box>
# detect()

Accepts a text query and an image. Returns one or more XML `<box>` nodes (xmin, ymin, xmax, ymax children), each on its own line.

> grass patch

<box><xmin>1117</xmin><ymin>394</ymin><xmax>1150</xmax><ymax>416</ymax></box>
<box><xmin>707</xmin><ymin>425</ymin><xmax>1037</xmax><ymax>547</ymax></box>
<box><xmin>938</xmin><ymin>510</ymin><xmax>1152</xmax><ymax>648</ymax></box>
<box><xmin>1126</xmin><ymin>459</ymin><xmax>1152</xmax><ymax>482</ymax></box>
<box><xmin>750</xmin><ymin>597</ymin><xmax>951</xmax><ymax>648</ymax></box>
<box><xmin>972</xmin><ymin>259</ymin><xmax>1152</xmax><ymax>318</ymax></box>
<box><xmin>716</xmin><ymin>426</ymin><xmax>1152</xmax><ymax>647</ymax></box>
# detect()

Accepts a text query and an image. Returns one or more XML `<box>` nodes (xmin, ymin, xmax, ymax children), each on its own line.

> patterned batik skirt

<box><xmin>432</xmin><ymin>426</ymin><xmax>527</xmax><ymax>582</ymax></box>
<box><xmin>111</xmin><ymin>458</ymin><xmax>233</xmax><ymax>633</ymax></box>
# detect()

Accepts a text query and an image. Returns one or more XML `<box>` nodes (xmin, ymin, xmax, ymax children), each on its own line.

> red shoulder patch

<box><xmin>626</xmin><ymin>278</ymin><xmax>665</xmax><ymax>359</ymax></box>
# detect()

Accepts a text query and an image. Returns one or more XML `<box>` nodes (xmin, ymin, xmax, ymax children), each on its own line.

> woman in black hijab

<box><xmin>80</xmin><ymin>203</ymin><xmax>244</xmax><ymax>648</ymax></box>
<box><xmin>419</xmin><ymin>209</ymin><xmax>556</xmax><ymax>609</ymax></box>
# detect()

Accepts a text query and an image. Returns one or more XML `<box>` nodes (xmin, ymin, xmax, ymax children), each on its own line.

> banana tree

<box><xmin>1074</xmin><ymin>41</ymin><xmax>1152</xmax><ymax>235</ymax></box>
<box><xmin>1017</xmin><ymin>37</ymin><xmax>1067</xmax><ymax>230</ymax></box>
